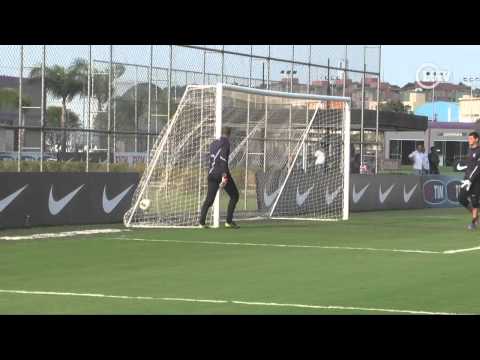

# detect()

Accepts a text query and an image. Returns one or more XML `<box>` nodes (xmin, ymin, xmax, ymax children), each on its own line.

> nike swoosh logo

<box><xmin>403</xmin><ymin>184</ymin><xmax>418</xmax><ymax>203</ymax></box>
<box><xmin>326</xmin><ymin>187</ymin><xmax>342</xmax><ymax>205</ymax></box>
<box><xmin>102</xmin><ymin>184</ymin><xmax>134</xmax><ymax>214</ymax></box>
<box><xmin>456</xmin><ymin>164</ymin><xmax>468</xmax><ymax>171</ymax></box>
<box><xmin>379</xmin><ymin>184</ymin><xmax>395</xmax><ymax>204</ymax></box>
<box><xmin>48</xmin><ymin>185</ymin><xmax>84</xmax><ymax>215</ymax></box>
<box><xmin>264</xmin><ymin>187</ymin><xmax>281</xmax><ymax>207</ymax></box>
<box><xmin>296</xmin><ymin>185</ymin><xmax>315</xmax><ymax>207</ymax></box>
<box><xmin>0</xmin><ymin>185</ymin><xmax>28</xmax><ymax>213</ymax></box>
<box><xmin>352</xmin><ymin>183</ymin><xmax>370</xmax><ymax>203</ymax></box>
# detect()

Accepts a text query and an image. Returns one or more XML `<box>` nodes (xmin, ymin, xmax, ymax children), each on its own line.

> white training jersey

<box><xmin>408</xmin><ymin>151</ymin><xmax>429</xmax><ymax>171</ymax></box>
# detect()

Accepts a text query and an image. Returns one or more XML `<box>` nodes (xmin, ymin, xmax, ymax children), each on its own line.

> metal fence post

<box><xmin>203</xmin><ymin>49</ymin><xmax>206</xmax><ymax>85</ymax></box>
<box><xmin>107</xmin><ymin>45</ymin><xmax>112</xmax><ymax>172</ymax></box>
<box><xmin>360</xmin><ymin>46</ymin><xmax>366</xmax><ymax>170</ymax></box>
<box><xmin>147</xmin><ymin>45</ymin><xmax>153</xmax><ymax>161</ymax></box>
<box><xmin>343</xmin><ymin>45</ymin><xmax>347</xmax><ymax>97</ymax></box>
<box><xmin>168</xmin><ymin>45</ymin><xmax>172</xmax><ymax>123</ymax></box>
<box><xmin>17</xmin><ymin>46</ymin><xmax>23</xmax><ymax>172</ymax></box>
<box><xmin>291</xmin><ymin>45</ymin><xmax>294</xmax><ymax>92</ymax></box>
<box><xmin>113</xmin><ymin>62</ymin><xmax>117</xmax><ymax>164</ymax></box>
<box><xmin>134</xmin><ymin>65</ymin><xmax>138</xmax><ymax>153</ymax></box>
<box><xmin>267</xmin><ymin>45</ymin><xmax>271</xmax><ymax>90</ymax></box>
<box><xmin>307</xmin><ymin>45</ymin><xmax>311</xmax><ymax>94</ymax></box>
<box><xmin>86</xmin><ymin>45</ymin><xmax>91</xmax><ymax>172</ymax></box>
<box><xmin>375</xmin><ymin>45</ymin><xmax>381</xmax><ymax>174</ymax></box>
<box><xmin>40</xmin><ymin>45</ymin><xmax>46</xmax><ymax>172</ymax></box>
<box><xmin>244</xmin><ymin>45</ymin><xmax>253</xmax><ymax>209</ymax></box>
<box><xmin>221</xmin><ymin>45</ymin><xmax>225</xmax><ymax>83</ymax></box>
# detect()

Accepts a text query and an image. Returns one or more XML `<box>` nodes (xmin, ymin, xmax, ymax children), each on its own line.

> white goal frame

<box><xmin>124</xmin><ymin>83</ymin><xmax>350</xmax><ymax>228</ymax></box>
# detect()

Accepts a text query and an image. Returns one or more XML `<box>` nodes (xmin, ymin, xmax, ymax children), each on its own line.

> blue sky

<box><xmin>3</xmin><ymin>45</ymin><xmax>480</xmax><ymax>87</ymax></box>
<box><xmin>382</xmin><ymin>45</ymin><xmax>480</xmax><ymax>86</ymax></box>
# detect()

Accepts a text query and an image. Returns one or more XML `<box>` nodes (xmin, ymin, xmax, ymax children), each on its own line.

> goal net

<box><xmin>124</xmin><ymin>84</ymin><xmax>350</xmax><ymax>228</ymax></box>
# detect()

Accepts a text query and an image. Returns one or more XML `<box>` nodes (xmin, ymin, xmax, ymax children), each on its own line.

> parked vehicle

<box><xmin>0</xmin><ymin>155</ymin><xmax>15</xmax><ymax>161</ymax></box>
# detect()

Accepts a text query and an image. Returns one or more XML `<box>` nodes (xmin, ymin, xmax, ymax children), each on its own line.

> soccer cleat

<box><xmin>225</xmin><ymin>221</ymin><xmax>240</xmax><ymax>229</ymax></box>
<box><xmin>468</xmin><ymin>223</ymin><xmax>477</xmax><ymax>231</ymax></box>
<box><xmin>199</xmin><ymin>224</ymin><xmax>210</xmax><ymax>229</ymax></box>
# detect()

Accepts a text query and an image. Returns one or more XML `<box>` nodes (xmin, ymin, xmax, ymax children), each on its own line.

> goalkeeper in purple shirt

<box><xmin>458</xmin><ymin>132</ymin><xmax>480</xmax><ymax>230</ymax></box>
<box><xmin>198</xmin><ymin>127</ymin><xmax>239</xmax><ymax>229</ymax></box>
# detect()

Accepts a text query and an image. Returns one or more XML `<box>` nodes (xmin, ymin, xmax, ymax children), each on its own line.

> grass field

<box><xmin>381</xmin><ymin>164</ymin><xmax>457</xmax><ymax>176</ymax></box>
<box><xmin>1</xmin><ymin>207</ymin><xmax>480</xmax><ymax>315</ymax></box>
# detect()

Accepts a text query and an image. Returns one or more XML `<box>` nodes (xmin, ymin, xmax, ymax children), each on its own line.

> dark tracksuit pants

<box><xmin>458</xmin><ymin>180</ymin><xmax>480</xmax><ymax>209</ymax></box>
<box><xmin>199</xmin><ymin>174</ymin><xmax>239</xmax><ymax>225</ymax></box>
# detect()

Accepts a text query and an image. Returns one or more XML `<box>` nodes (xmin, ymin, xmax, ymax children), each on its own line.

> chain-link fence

<box><xmin>0</xmin><ymin>45</ymin><xmax>381</xmax><ymax>173</ymax></box>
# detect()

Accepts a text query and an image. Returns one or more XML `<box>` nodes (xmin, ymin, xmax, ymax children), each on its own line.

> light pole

<box><xmin>252</xmin><ymin>59</ymin><xmax>268</xmax><ymax>88</ymax></box>
<box><xmin>325</xmin><ymin>75</ymin><xmax>341</xmax><ymax>96</ymax></box>
<box><xmin>280</xmin><ymin>69</ymin><xmax>297</xmax><ymax>92</ymax></box>
<box><xmin>463</xmin><ymin>76</ymin><xmax>480</xmax><ymax>98</ymax></box>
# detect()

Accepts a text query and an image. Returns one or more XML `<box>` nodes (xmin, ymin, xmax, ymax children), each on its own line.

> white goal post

<box><xmin>124</xmin><ymin>83</ymin><xmax>350</xmax><ymax>228</ymax></box>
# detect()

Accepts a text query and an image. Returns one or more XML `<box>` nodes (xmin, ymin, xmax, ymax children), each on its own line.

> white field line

<box><xmin>0</xmin><ymin>229</ymin><xmax>128</xmax><ymax>241</ymax></box>
<box><xmin>0</xmin><ymin>289</ymin><xmax>465</xmax><ymax>315</ymax></box>
<box><xmin>113</xmin><ymin>237</ymin><xmax>443</xmax><ymax>255</ymax></box>
<box><xmin>2</xmin><ymin>229</ymin><xmax>478</xmax><ymax>255</ymax></box>
<box><xmin>443</xmin><ymin>246</ymin><xmax>480</xmax><ymax>254</ymax></box>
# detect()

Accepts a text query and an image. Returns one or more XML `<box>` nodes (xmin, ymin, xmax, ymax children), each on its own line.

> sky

<box><xmin>382</xmin><ymin>45</ymin><xmax>480</xmax><ymax>86</ymax></box>
<box><xmin>3</xmin><ymin>45</ymin><xmax>480</xmax><ymax>87</ymax></box>
<box><xmin>3</xmin><ymin>45</ymin><xmax>480</xmax><ymax>124</ymax></box>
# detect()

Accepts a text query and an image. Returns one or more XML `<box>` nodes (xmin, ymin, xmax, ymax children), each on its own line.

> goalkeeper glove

<box><xmin>220</xmin><ymin>174</ymin><xmax>228</xmax><ymax>188</ymax></box>
<box><xmin>461</xmin><ymin>179</ymin><xmax>472</xmax><ymax>191</ymax></box>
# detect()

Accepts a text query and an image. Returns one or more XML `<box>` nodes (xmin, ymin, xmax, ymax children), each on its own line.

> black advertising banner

<box><xmin>0</xmin><ymin>172</ymin><xmax>139</xmax><ymax>229</ymax></box>
<box><xmin>422</xmin><ymin>175</ymin><xmax>462</xmax><ymax>208</ymax></box>
<box><xmin>255</xmin><ymin>172</ymin><xmax>426</xmax><ymax>214</ymax></box>
<box><xmin>0</xmin><ymin>172</ymin><xmax>464</xmax><ymax>230</ymax></box>
<box><xmin>350</xmin><ymin>174</ymin><xmax>424</xmax><ymax>212</ymax></box>
<box><xmin>255</xmin><ymin>168</ymin><xmax>344</xmax><ymax>217</ymax></box>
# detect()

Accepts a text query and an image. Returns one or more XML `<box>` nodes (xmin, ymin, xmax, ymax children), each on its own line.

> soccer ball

<box><xmin>139</xmin><ymin>198</ymin><xmax>151</xmax><ymax>211</ymax></box>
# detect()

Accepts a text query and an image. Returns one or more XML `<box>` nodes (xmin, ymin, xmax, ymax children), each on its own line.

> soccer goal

<box><xmin>124</xmin><ymin>83</ymin><xmax>350</xmax><ymax>228</ymax></box>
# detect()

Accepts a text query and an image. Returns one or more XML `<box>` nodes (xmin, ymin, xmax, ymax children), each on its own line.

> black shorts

<box><xmin>459</xmin><ymin>180</ymin><xmax>480</xmax><ymax>208</ymax></box>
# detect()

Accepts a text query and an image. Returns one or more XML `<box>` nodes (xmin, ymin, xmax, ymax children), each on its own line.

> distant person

<box><xmin>428</xmin><ymin>147</ymin><xmax>440</xmax><ymax>174</ymax></box>
<box><xmin>408</xmin><ymin>144</ymin><xmax>429</xmax><ymax>175</ymax></box>
<box><xmin>351</xmin><ymin>153</ymin><xmax>360</xmax><ymax>174</ymax></box>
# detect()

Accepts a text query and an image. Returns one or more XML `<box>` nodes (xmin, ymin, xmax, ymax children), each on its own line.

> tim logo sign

<box><xmin>423</xmin><ymin>177</ymin><xmax>461</xmax><ymax>208</ymax></box>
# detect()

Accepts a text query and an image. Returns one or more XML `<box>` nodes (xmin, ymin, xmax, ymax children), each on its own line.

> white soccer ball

<box><xmin>314</xmin><ymin>150</ymin><xmax>325</xmax><ymax>165</ymax></box>
<box><xmin>139</xmin><ymin>198</ymin><xmax>151</xmax><ymax>211</ymax></box>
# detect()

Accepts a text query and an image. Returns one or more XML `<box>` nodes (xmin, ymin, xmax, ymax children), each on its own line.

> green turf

<box><xmin>1</xmin><ymin>207</ymin><xmax>480</xmax><ymax>314</ymax></box>
<box><xmin>380</xmin><ymin>165</ymin><xmax>458</xmax><ymax>176</ymax></box>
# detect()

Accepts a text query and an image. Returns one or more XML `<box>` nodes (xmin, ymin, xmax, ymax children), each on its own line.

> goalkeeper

<box><xmin>458</xmin><ymin>131</ymin><xmax>480</xmax><ymax>230</ymax></box>
<box><xmin>198</xmin><ymin>127</ymin><xmax>239</xmax><ymax>229</ymax></box>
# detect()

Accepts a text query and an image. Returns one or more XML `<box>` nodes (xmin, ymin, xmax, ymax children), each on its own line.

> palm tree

<box><xmin>44</xmin><ymin>106</ymin><xmax>81</xmax><ymax>152</ymax></box>
<box><xmin>71</xmin><ymin>58</ymin><xmax>126</xmax><ymax>112</ymax></box>
<box><xmin>29</xmin><ymin>63</ymin><xmax>84</xmax><ymax>155</ymax></box>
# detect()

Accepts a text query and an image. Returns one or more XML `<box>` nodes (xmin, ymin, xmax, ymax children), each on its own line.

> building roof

<box><xmin>428</xmin><ymin>121</ymin><xmax>476</xmax><ymax>130</ymax></box>
<box><xmin>0</xmin><ymin>75</ymin><xmax>20</xmax><ymax>89</ymax></box>
<box><xmin>414</xmin><ymin>101</ymin><xmax>459</xmax><ymax>122</ymax></box>
<box><xmin>401</xmin><ymin>81</ymin><xmax>471</xmax><ymax>92</ymax></box>
<box><xmin>351</xmin><ymin>109</ymin><xmax>428</xmax><ymax>132</ymax></box>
